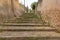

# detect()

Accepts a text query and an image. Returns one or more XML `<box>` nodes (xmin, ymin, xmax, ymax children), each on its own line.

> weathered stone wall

<box><xmin>0</xmin><ymin>0</ymin><xmax>14</xmax><ymax>22</ymax></box>
<box><xmin>13</xmin><ymin>0</ymin><xmax>25</xmax><ymax>17</ymax></box>
<box><xmin>0</xmin><ymin>0</ymin><xmax>25</xmax><ymax>23</ymax></box>
<box><xmin>40</xmin><ymin>0</ymin><xmax>60</xmax><ymax>32</ymax></box>
<box><xmin>36</xmin><ymin>0</ymin><xmax>42</xmax><ymax>12</ymax></box>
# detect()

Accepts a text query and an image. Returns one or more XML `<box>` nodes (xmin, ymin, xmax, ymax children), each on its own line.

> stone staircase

<box><xmin>0</xmin><ymin>18</ymin><xmax>60</xmax><ymax>40</ymax></box>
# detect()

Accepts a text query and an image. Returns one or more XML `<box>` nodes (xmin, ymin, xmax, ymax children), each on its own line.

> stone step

<box><xmin>0</xmin><ymin>31</ymin><xmax>60</xmax><ymax>38</ymax></box>
<box><xmin>4</xmin><ymin>19</ymin><xmax>43</xmax><ymax>23</ymax></box>
<box><xmin>0</xmin><ymin>26</ymin><xmax>55</xmax><ymax>31</ymax></box>
<box><xmin>1</xmin><ymin>37</ymin><xmax>60</xmax><ymax>40</ymax></box>
<box><xmin>7</xmin><ymin>19</ymin><xmax>16</xmax><ymax>21</ymax></box>
<box><xmin>3</xmin><ymin>21</ymin><xmax>42</xmax><ymax>23</ymax></box>
<box><xmin>2</xmin><ymin>23</ymin><xmax>48</xmax><ymax>26</ymax></box>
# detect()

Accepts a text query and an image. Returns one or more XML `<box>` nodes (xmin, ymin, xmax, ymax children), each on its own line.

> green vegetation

<box><xmin>28</xmin><ymin>37</ymin><xmax>33</xmax><ymax>40</ymax></box>
<box><xmin>20</xmin><ymin>13</ymin><xmax>38</xmax><ymax>18</ymax></box>
<box><xmin>18</xmin><ymin>1</ymin><xmax>46</xmax><ymax>24</ymax></box>
<box><xmin>31</xmin><ymin>2</ymin><xmax>37</xmax><ymax>10</ymax></box>
<box><xmin>0</xmin><ymin>30</ymin><xmax>3</xmax><ymax>32</ymax></box>
<box><xmin>26</xmin><ymin>6</ymin><xmax>29</xmax><ymax>13</ymax></box>
<box><xmin>31</xmin><ymin>2</ymin><xmax>37</xmax><ymax>13</ymax></box>
<box><xmin>16</xmin><ymin>13</ymin><xmax>46</xmax><ymax>24</ymax></box>
<box><xmin>0</xmin><ymin>38</ymin><xmax>6</xmax><ymax>40</ymax></box>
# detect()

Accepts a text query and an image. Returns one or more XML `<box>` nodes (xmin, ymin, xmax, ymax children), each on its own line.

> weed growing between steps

<box><xmin>3</xmin><ymin>13</ymin><xmax>47</xmax><ymax>25</ymax></box>
<box><xmin>0</xmin><ymin>37</ymin><xmax>39</xmax><ymax>40</ymax></box>
<box><xmin>0</xmin><ymin>30</ymin><xmax>3</xmax><ymax>32</ymax></box>
<box><xmin>16</xmin><ymin>13</ymin><xmax>46</xmax><ymax>24</ymax></box>
<box><xmin>0</xmin><ymin>38</ymin><xmax>6</xmax><ymax>40</ymax></box>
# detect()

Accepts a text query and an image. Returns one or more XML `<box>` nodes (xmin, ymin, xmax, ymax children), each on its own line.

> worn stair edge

<box><xmin>3</xmin><ymin>21</ymin><xmax>44</xmax><ymax>23</ymax></box>
<box><xmin>1</xmin><ymin>37</ymin><xmax>60</xmax><ymax>40</ymax></box>
<box><xmin>0</xmin><ymin>31</ymin><xmax>60</xmax><ymax>38</ymax></box>
<box><xmin>0</xmin><ymin>29</ymin><xmax>55</xmax><ymax>31</ymax></box>
<box><xmin>2</xmin><ymin>25</ymin><xmax>49</xmax><ymax>26</ymax></box>
<box><xmin>1</xmin><ymin>25</ymin><xmax>50</xmax><ymax>27</ymax></box>
<box><xmin>0</xmin><ymin>28</ymin><xmax>55</xmax><ymax>31</ymax></box>
<box><xmin>2</xmin><ymin>23</ymin><xmax>49</xmax><ymax>26</ymax></box>
<box><xmin>0</xmin><ymin>27</ymin><xmax>55</xmax><ymax>31</ymax></box>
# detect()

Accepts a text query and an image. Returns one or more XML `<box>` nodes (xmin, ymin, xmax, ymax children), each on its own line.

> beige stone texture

<box><xmin>0</xmin><ymin>0</ymin><xmax>25</xmax><ymax>22</ymax></box>
<box><xmin>39</xmin><ymin>0</ymin><xmax>60</xmax><ymax>32</ymax></box>
<box><xmin>13</xmin><ymin>0</ymin><xmax>25</xmax><ymax>17</ymax></box>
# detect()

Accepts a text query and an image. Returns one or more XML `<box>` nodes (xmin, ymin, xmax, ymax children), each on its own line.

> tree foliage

<box><xmin>31</xmin><ymin>2</ymin><xmax>37</xmax><ymax>10</ymax></box>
